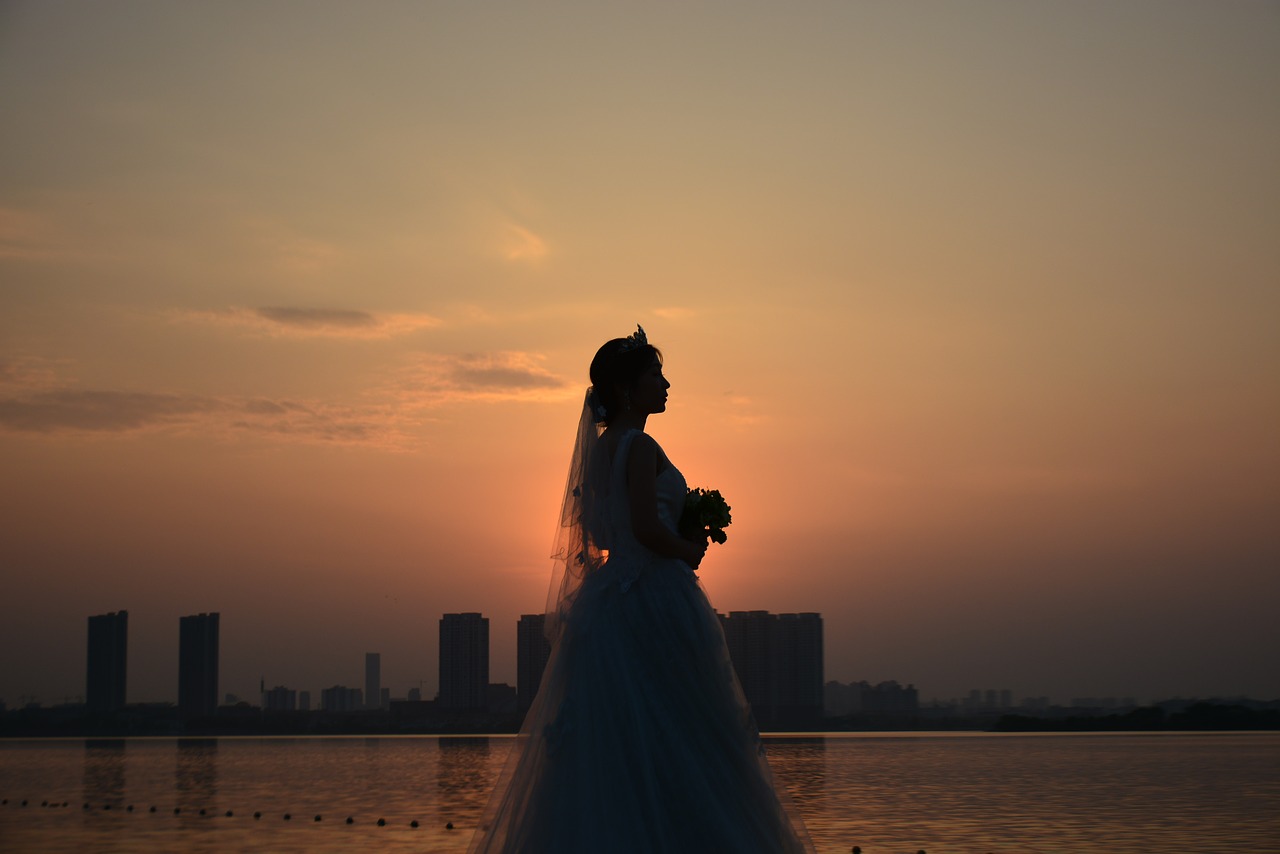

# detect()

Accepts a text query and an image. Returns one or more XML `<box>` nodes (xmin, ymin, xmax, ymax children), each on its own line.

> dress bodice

<box><xmin>599</xmin><ymin>429</ymin><xmax>688</xmax><ymax>583</ymax></box>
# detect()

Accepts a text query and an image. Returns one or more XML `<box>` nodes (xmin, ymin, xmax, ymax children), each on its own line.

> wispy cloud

<box><xmin>0</xmin><ymin>350</ymin><xmax>570</xmax><ymax>447</ymax></box>
<box><xmin>653</xmin><ymin>306</ymin><xmax>697</xmax><ymax>321</ymax></box>
<box><xmin>500</xmin><ymin>223</ymin><xmax>548</xmax><ymax>262</ymax></box>
<box><xmin>0</xmin><ymin>390</ymin><xmax>220</xmax><ymax>433</ymax></box>
<box><xmin>0</xmin><ymin>357</ymin><xmax>66</xmax><ymax>392</ymax></box>
<box><xmin>0</xmin><ymin>208</ymin><xmax>58</xmax><ymax>261</ymax></box>
<box><xmin>0</xmin><ymin>386</ymin><xmax>412</xmax><ymax>448</ymax></box>
<box><xmin>174</xmin><ymin>306</ymin><xmax>442</xmax><ymax>339</ymax></box>
<box><xmin>393</xmin><ymin>351</ymin><xmax>573</xmax><ymax>406</ymax></box>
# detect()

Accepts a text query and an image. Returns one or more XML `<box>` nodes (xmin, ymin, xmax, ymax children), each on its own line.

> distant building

<box><xmin>439</xmin><ymin>613</ymin><xmax>489</xmax><ymax>710</ymax></box>
<box><xmin>299</xmin><ymin>690</ymin><xmax>311</xmax><ymax>712</ymax></box>
<box><xmin>824</xmin><ymin>680</ymin><xmax>918</xmax><ymax>717</ymax></box>
<box><xmin>86</xmin><ymin>611</ymin><xmax>128</xmax><ymax>713</ymax></box>
<box><xmin>516</xmin><ymin>614</ymin><xmax>551</xmax><ymax>712</ymax></box>
<box><xmin>365</xmin><ymin>653</ymin><xmax>382</xmax><ymax>710</ymax></box>
<box><xmin>178</xmin><ymin>613</ymin><xmax>219</xmax><ymax>719</ymax></box>
<box><xmin>321</xmin><ymin>685</ymin><xmax>363</xmax><ymax>712</ymax></box>
<box><xmin>264</xmin><ymin>685</ymin><xmax>297</xmax><ymax>711</ymax></box>
<box><xmin>720</xmin><ymin>611</ymin><xmax>824</xmax><ymax>730</ymax></box>
<box><xmin>407</xmin><ymin>687</ymin><xmax>421</xmax><ymax>702</ymax></box>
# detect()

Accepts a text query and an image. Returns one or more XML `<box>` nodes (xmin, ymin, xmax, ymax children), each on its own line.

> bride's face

<box><xmin>629</xmin><ymin>359</ymin><xmax>670</xmax><ymax>415</ymax></box>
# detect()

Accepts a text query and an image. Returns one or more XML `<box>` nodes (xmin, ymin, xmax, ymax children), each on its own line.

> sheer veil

<box><xmin>544</xmin><ymin>388</ymin><xmax>610</xmax><ymax>645</ymax></box>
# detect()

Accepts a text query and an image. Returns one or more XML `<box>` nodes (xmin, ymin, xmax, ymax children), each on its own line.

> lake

<box><xmin>1</xmin><ymin>732</ymin><xmax>1277</xmax><ymax>852</ymax></box>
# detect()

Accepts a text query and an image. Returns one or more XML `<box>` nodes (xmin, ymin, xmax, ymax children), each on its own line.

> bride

<box><xmin>469</xmin><ymin>326</ymin><xmax>814</xmax><ymax>853</ymax></box>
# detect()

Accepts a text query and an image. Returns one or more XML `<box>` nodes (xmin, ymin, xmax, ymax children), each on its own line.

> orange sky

<box><xmin>1</xmin><ymin>1</ymin><xmax>1277</xmax><ymax>708</ymax></box>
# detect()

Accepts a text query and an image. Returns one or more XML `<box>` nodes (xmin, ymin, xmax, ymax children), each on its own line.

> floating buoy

<box><xmin>377</xmin><ymin>818</ymin><xmax>386</xmax><ymax>826</ymax></box>
<box><xmin>103</xmin><ymin>804</ymin><xmax>111</xmax><ymax>811</ymax></box>
<box><xmin>410</xmin><ymin>820</ymin><xmax>419</xmax><ymax>828</ymax></box>
<box><xmin>314</xmin><ymin>815</ymin><xmax>322</xmax><ymax>822</ymax></box>
<box><xmin>126</xmin><ymin>805</ymin><xmax>134</xmax><ymax>812</ymax></box>
<box><xmin>346</xmin><ymin>816</ymin><xmax>354</xmax><ymax>824</ymax></box>
<box><xmin>253</xmin><ymin>811</ymin><xmax>262</xmax><ymax>819</ymax></box>
<box><xmin>199</xmin><ymin>808</ymin><xmax>206</xmax><ymax>816</ymax></box>
<box><xmin>149</xmin><ymin>806</ymin><xmax>156</xmax><ymax>813</ymax></box>
<box><xmin>225</xmin><ymin>810</ymin><xmax>233</xmax><ymax>817</ymax></box>
<box><xmin>446</xmin><ymin>821</ymin><xmax>454</xmax><ymax>830</ymax></box>
<box><xmin>174</xmin><ymin>808</ymin><xmax>181</xmax><ymax>815</ymax></box>
<box><xmin>283</xmin><ymin>813</ymin><xmax>291</xmax><ymax>821</ymax></box>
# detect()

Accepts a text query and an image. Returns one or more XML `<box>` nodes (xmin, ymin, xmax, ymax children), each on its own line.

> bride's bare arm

<box><xmin>626</xmin><ymin>433</ymin><xmax>708</xmax><ymax>570</ymax></box>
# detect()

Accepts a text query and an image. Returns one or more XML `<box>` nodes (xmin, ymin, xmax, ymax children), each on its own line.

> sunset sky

<box><xmin>2</xmin><ymin>1</ymin><xmax>1276</xmax><ymax>709</ymax></box>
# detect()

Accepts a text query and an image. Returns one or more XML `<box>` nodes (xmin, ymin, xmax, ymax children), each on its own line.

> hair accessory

<box><xmin>618</xmin><ymin>324</ymin><xmax>648</xmax><ymax>353</ymax></box>
<box><xmin>585</xmin><ymin>387</ymin><xmax>608</xmax><ymax>422</ymax></box>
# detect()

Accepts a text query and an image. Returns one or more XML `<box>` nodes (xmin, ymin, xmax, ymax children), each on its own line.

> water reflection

<box><xmin>766</xmin><ymin>736</ymin><xmax>827</xmax><ymax>813</ymax></box>
<box><xmin>438</xmin><ymin>736</ymin><xmax>493</xmax><ymax>796</ymax></box>
<box><xmin>82</xmin><ymin>739</ymin><xmax>127</xmax><ymax>807</ymax></box>
<box><xmin>175</xmin><ymin>738</ymin><xmax>218</xmax><ymax>812</ymax></box>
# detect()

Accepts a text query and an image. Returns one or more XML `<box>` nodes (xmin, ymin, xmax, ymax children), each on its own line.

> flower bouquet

<box><xmin>680</xmin><ymin>487</ymin><xmax>732</xmax><ymax>545</ymax></box>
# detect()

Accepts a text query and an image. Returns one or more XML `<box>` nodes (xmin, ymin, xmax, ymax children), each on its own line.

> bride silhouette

<box><xmin>469</xmin><ymin>326</ymin><xmax>814</xmax><ymax>853</ymax></box>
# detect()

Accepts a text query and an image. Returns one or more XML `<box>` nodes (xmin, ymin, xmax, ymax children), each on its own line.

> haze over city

<box><xmin>1</xmin><ymin>2</ymin><xmax>1277</xmax><ymax>709</ymax></box>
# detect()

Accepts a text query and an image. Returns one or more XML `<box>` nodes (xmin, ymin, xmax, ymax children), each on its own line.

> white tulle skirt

<box><xmin>469</xmin><ymin>556</ymin><xmax>814</xmax><ymax>853</ymax></box>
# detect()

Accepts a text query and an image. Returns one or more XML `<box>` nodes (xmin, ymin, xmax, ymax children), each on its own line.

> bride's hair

<box><xmin>589</xmin><ymin>337</ymin><xmax>662</xmax><ymax>424</ymax></box>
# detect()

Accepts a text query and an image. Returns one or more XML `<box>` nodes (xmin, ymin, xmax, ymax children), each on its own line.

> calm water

<box><xmin>1</xmin><ymin>732</ymin><xmax>1276</xmax><ymax>853</ymax></box>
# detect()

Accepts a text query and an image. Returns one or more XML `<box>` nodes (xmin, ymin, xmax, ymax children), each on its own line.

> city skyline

<box><xmin>2</xmin><ymin>2</ymin><xmax>1277</xmax><ymax>711</ymax></box>
<box><xmin>6</xmin><ymin>605</ymin><xmax>1258</xmax><ymax>714</ymax></box>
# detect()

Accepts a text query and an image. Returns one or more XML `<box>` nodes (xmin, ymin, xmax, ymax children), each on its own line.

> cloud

<box><xmin>257</xmin><ymin>307</ymin><xmax>379</xmax><ymax>330</ymax></box>
<box><xmin>0</xmin><ymin>390</ymin><xmax>219</xmax><ymax>433</ymax></box>
<box><xmin>653</xmin><ymin>307</ymin><xmax>697</xmax><ymax>321</ymax></box>
<box><xmin>394</xmin><ymin>351</ymin><xmax>573</xmax><ymax>405</ymax></box>
<box><xmin>0</xmin><ymin>351</ymin><xmax>568</xmax><ymax>447</ymax></box>
<box><xmin>0</xmin><ymin>357</ymin><xmax>65</xmax><ymax>392</ymax></box>
<box><xmin>174</xmin><ymin>306</ymin><xmax>442</xmax><ymax>339</ymax></box>
<box><xmin>0</xmin><ymin>208</ymin><xmax>58</xmax><ymax>261</ymax></box>
<box><xmin>0</xmin><ymin>386</ymin><xmax>413</xmax><ymax>448</ymax></box>
<box><xmin>500</xmin><ymin>224</ymin><xmax>548</xmax><ymax>262</ymax></box>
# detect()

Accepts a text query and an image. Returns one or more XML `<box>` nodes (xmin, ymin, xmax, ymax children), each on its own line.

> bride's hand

<box><xmin>683</xmin><ymin>535</ymin><xmax>710</xmax><ymax>571</ymax></box>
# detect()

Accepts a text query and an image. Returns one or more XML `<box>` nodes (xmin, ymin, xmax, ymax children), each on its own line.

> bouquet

<box><xmin>680</xmin><ymin>487</ymin><xmax>732</xmax><ymax>545</ymax></box>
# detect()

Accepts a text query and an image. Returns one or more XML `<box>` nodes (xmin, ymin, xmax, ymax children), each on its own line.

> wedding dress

<box><xmin>469</xmin><ymin>422</ymin><xmax>814</xmax><ymax>853</ymax></box>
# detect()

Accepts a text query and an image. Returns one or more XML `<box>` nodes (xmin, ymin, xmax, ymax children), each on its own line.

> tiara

<box><xmin>618</xmin><ymin>324</ymin><xmax>648</xmax><ymax>352</ymax></box>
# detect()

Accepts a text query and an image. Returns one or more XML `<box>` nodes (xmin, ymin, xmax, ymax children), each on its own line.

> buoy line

<box><xmin>1</xmin><ymin>796</ymin><xmax>459</xmax><ymax>831</ymax></box>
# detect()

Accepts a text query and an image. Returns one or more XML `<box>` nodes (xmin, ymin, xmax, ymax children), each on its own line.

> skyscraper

<box><xmin>178</xmin><ymin>612</ymin><xmax>219</xmax><ymax>719</ymax></box>
<box><xmin>365</xmin><ymin>652</ymin><xmax>382</xmax><ymax>710</ymax></box>
<box><xmin>86</xmin><ymin>610</ymin><xmax>128</xmax><ymax>713</ymax></box>
<box><xmin>516</xmin><ymin>613</ymin><xmax>551</xmax><ymax>712</ymax></box>
<box><xmin>776</xmin><ymin>612</ymin><xmax>824</xmax><ymax>727</ymax></box>
<box><xmin>721</xmin><ymin>610</ymin><xmax>778</xmax><ymax>722</ymax></box>
<box><xmin>720</xmin><ymin>610</ymin><xmax>824</xmax><ymax>730</ymax></box>
<box><xmin>439</xmin><ymin>612</ymin><xmax>489</xmax><ymax>710</ymax></box>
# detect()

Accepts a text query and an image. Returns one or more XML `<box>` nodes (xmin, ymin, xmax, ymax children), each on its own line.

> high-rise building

<box><xmin>721</xmin><ymin>610</ymin><xmax>778</xmax><ymax>721</ymax></box>
<box><xmin>720</xmin><ymin>610</ymin><xmax>824</xmax><ymax>730</ymax></box>
<box><xmin>178</xmin><ymin>612</ymin><xmax>219</xmax><ymax>719</ymax></box>
<box><xmin>439</xmin><ymin>613</ymin><xmax>489</xmax><ymax>710</ymax></box>
<box><xmin>321</xmin><ymin>685</ymin><xmax>362</xmax><ymax>712</ymax></box>
<box><xmin>264</xmin><ymin>685</ymin><xmax>297</xmax><ymax>711</ymax></box>
<box><xmin>776</xmin><ymin>612</ymin><xmax>824</xmax><ymax>727</ymax></box>
<box><xmin>516</xmin><ymin>614</ymin><xmax>551</xmax><ymax>712</ymax></box>
<box><xmin>299</xmin><ymin>690</ymin><xmax>311</xmax><ymax>712</ymax></box>
<box><xmin>365</xmin><ymin>653</ymin><xmax>382</xmax><ymax>710</ymax></box>
<box><xmin>86</xmin><ymin>611</ymin><xmax>128</xmax><ymax>713</ymax></box>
